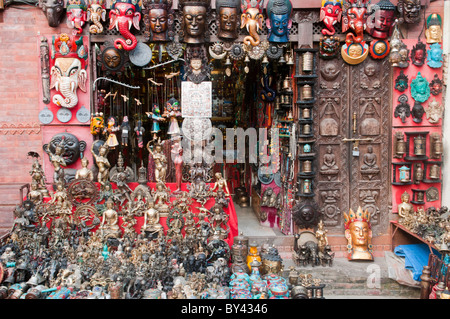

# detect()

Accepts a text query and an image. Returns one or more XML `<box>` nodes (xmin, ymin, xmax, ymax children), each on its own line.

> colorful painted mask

<box><xmin>425</xmin><ymin>13</ymin><xmax>442</xmax><ymax>44</ymax></box>
<box><xmin>341</xmin><ymin>0</ymin><xmax>369</xmax><ymax>65</ymax></box>
<box><xmin>410</xmin><ymin>41</ymin><xmax>426</xmax><ymax>66</ymax></box>
<box><xmin>429</xmin><ymin>74</ymin><xmax>443</xmax><ymax>96</ymax></box>
<box><xmin>265</xmin><ymin>0</ymin><xmax>293</xmax><ymax>43</ymax></box>
<box><xmin>179</xmin><ymin>0</ymin><xmax>211</xmax><ymax>44</ymax></box>
<box><xmin>394</xmin><ymin>70</ymin><xmax>408</xmax><ymax>92</ymax></box>
<box><xmin>66</xmin><ymin>0</ymin><xmax>88</xmax><ymax>34</ymax></box>
<box><xmin>427</xmin><ymin>43</ymin><xmax>443</xmax><ymax>68</ymax></box>
<box><xmin>87</xmin><ymin>0</ymin><xmax>107</xmax><ymax>34</ymax></box>
<box><xmin>50</xmin><ymin>34</ymin><xmax>88</xmax><ymax>109</ymax></box>
<box><xmin>319</xmin><ymin>36</ymin><xmax>340</xmax><ymax>59</ymax></box>
<box><xmin>90</xmin><ymin>112</ymin><xmax>105</xmax><ymax>136</ymax></box>
<box><xmin>410</xmin><ymin>72</ymin><xmax>430</xmax><ymax>103</ymax></box>
<box><xmin>320</xmin><ymin>0</ymin><xmax>342</xmax><ymax>36</ymax></box>
<box><xmin>344</xmin><ymin>207</ymin><xmax>373</xmax><ymax>261</ymax></box>
<box><xmin>216</xmin><ymin>0</ymin><xmax>240</xmax><ymax>40</ymax></box>
<box><xmin>366</xmin><ymin>0</ymin><xmax>395</xmax><ymax>39</ymax></box>
<box><xmin>143</xmin><ymin>0</ymin><xmax>174</xmax><ymax>42</ymax></box>
<box><xmin>108</xmin><ymin>0</ymin><xmax>142</xmax><ymax>51</ymax></box>
<box><xmin>241</xmin><ymin>0</ymin><xmax>265</xmax><ymax>47</ymax></box>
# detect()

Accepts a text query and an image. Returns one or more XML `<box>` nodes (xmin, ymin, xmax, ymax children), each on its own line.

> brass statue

<box><xmin>315</xmin><ymin>220</ymin><xmax>329</xmax><ymax>253</ymax></box>
<box><xmin>147</xmin><ymin>140</ymin><xmax>167</xmax><ymax>183</ymax></box>
<box><xmin>141</xmin><ymin>200</ymin><xmax>164</xmax><ymax>238</ymax></box>
<box><xmin>91</xmin><ymin>143</ymin><xmax>111</xmax><ymax>186</ymax></box>
<box><xmin>99</xmin><ymin>198</ymin><xmax>122</xmax><ymax>239</ymax></box>
<box><xmin>75</xmin><ymin>157</ymin><xmax>94</xmax><ymax>181</ymax></box>
<box><xmin>397</xmin><ymin>191</ymin><xmax>414</xmax><ymax>225</ymax></box>
<box><xmin>46</xmin><ymin>139</ymin><xmax>67</xmax><ymax>185</ymax></box>
<box><xmin>344</xmin><ymin>206</ymin><xmax>373</xmax><ymax>261</ymax></box>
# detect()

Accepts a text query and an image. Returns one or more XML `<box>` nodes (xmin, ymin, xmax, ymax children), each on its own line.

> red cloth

<box><xmin>42</xmin><ymin>182</ymin><xmax>238</xmax><ymax>247</ymax></box>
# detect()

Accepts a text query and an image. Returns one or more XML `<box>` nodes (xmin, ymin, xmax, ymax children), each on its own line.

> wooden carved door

<box><xmin>314</xmin><ymin>57</ymin><xmax>392</xmax><ymax>235</ymax></box>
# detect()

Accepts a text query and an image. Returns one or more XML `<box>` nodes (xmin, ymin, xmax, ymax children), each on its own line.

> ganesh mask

<box><xmin>108</xmin><ymin>0</ymin><xmax>142</xmax><ymax>51</ymax></box>
<box><xmin>50</xmin><ymin>34</ymin><xmax>88</xmax><ymax>109</ymax></box>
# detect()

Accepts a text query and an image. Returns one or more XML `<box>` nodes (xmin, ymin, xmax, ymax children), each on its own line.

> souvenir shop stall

<box><xmin>0</xmin><ymin>0</ymin><xmax>449</xmax><ymax>300</ymax></box>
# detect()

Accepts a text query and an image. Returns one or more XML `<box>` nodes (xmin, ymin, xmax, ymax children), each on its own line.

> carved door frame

<box><xmin>314</xmin><ymin>56</ymin><xmax>392</xmax><ymax>236</ymax></box>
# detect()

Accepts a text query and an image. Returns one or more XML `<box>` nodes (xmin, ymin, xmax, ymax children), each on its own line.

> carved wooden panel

<box><xmin>315</xmin><ymin>56</ymin><xmax>392</xmax><ymax>234</ymax></box>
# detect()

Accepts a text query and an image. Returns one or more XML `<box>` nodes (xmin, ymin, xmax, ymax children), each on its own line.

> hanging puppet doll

<box><xmin>146</xmin><ymin>103</ymin><xmax>165</xmax><ymax>141</ymax></box>
<box><xmin>135</xmin><ymin>119</ymin><xmax>145</xmax><ymax>148</ymax></box>
<box><xmin>163</xmin><ymin>97</ymin><xmax>181</xmax><ymax>137</ymax></box>
<box><xmin>105</xmin><ymin>116</ymin><xmax>120</xmax><ymax>148</ymax></box>
<box><xmin>120</xmin><ymin>115</ymin><xmax>131</xmax><ymax>146</ymax></box>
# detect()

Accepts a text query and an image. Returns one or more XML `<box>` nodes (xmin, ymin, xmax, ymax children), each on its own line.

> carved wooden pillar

<box><xmin>420</xmin><ymin>265</ymin><xmax>432</xmax><ymax>299</ymax></box>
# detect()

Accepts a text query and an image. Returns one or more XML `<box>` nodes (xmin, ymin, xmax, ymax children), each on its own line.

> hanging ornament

<box><xmin>129</xmin><ymin>41</ymin><xmax>153</xmax><ymax>67</ymax></box>
<box><xmin>266</xmin><ymin>43</ymin><xmax>283</xmax><ymax>60</ymax></box>
<box><xmin>244</xmin><ymin>55</ymin><xmax>250</xmax><ymax>73</ymax></box>
<box><xmin>369</xmin><ymin>39</ymin><xmax>390</xmax><ymax>60</ymax></box>
<box><xmin>209</xmin><ymin>42</ymin><xmax>227</xmax><ymax>59</ymax></box>
<box><xmin>246</xmin><ymin>40</ymin><xmax>270</xmax><ymax>60</ymax></box>
<box><xmin>227</xmin><ymin>42</ymin><xmax>246</xmax><ymax>60</ymax></box>
<box><xmin>165</xmin><ymin>41</ymin><xmax>184</xmax><ymax>60</ymax></box>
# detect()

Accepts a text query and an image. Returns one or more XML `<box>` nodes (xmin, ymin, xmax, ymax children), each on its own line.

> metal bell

<box><xmin>278</xmin><ymin>54</ymin><xmax>286</xmax><ymax>64</ymax></box>
<box><xmin>27</xmin><ymin>272</ymin><xmax>45</xmax><ymax>286</ymax></box>
<box><xmin>287</xmin><ymin>53</ymin><xmax>294</xmax><ymax>65</ymax></box>
<box><xmin>224</xmin><ymin>56</ymin><xmax>232</xmax><ymax>66</ymax></box>
<box><xmin>262</xmin><ymin>55</ymin><xmax>269</xmax><ymax>64</ymax></box>
<box><xmin>244</xmin><ymin>55</ymin><xmax>250</xmax><ymax>63</ymax></box>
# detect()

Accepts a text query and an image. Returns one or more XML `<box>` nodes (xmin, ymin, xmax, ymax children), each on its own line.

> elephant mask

<box><xmin>241</xmin><ymin>0</ymin><xmax>265</xmax><ymax>47</ymax></box>
<box><xmin>319</xmin><ymin>0</ymin><xmax>342</xmax><ymax>36</ymax></box>
<box><xmin>50</xmin><ymin>34</ymin><xmax>88</xmax><ymax>109</ymax></box>
<box><xmin>108</xmin><ymin>0</ymin><xmax>142</xmax><ymax>51</ymax></box>
<box><xmin>342</xmin><ymin>0</ymin><xmax>369</xmax><ymax>45</ymax></box>
<box><xmin>66</xmin><ymin>0</ymin><xmax>88</xmax><ymax>34</ymax></box>
<box><xmin>39</xmin><ymin>0</ymin><xmax>65</xmax><ymax>28</ymax></box>
<box><xmin>87</xmin><ymin>0</ymin><xmax>107</xmax><ymax>34</ymax></box>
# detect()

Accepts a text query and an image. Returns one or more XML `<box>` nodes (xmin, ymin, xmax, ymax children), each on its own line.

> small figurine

<box><xmin>134</xmin><ymin>120</ymin><xmax>145</xmax><ymax>148</ymax></box>
<box><xmin>75</xmin><ymin>157</ymin><xmax>94</xmax><ymax>181</ymax></box>
<box><xmin>397</xmin><ymin>42</ymin><xmax>410</xmax><ymax>68</ymax></box>
<box><xmin>105</xmin><ymin>116</ymin><xmax>120</xmax><ymax>148</ymax></box>
<box><xmin>211</xmin><ymin>172</ymin><xmax>231</xmax><ymax>207</ymax></box>
<box><xmin>425</xmin><ymin>13</ymin><xmax>442</xmax><ymax>44</ymax></box>
<box><xmin>427</xmin><ymin>43</ymin><xmax>443</xmax><ymax>68</ymax></box>
<box><xmin>146</xmin><ymin>104</ymin><xmax>165</xmax><ymax>141</ymax></box>
<box><xmin>141</xmin><ymin>200</ymin><xmax>164</xmax><ymax>239</ymax></box>
<box><xmin>171</xmin><ymin>137</ymin><xmax>183</xmax><ymax>193</ymax></box>
<box><xmin>120</xmin><ymin>116</ymin><xmax>131</xmax><ymax>147</ymax></box>
<box><xmin>45</xmin><ymin>138</ymin><xmax>67</xmax><ymax>185</ymax></box>
<box><xmin>397</xmin><ymin>191</ymin><xmax>414</xmax><ymax>225</ymax></box>
<box><xmin>91</xmin><ymin>143</ymin><xmax>111</xmax><ymax>186</ymax></box>
<box><xmin>152</xmin><ymin>181</ymin><xmax>171</xmax><ymax>214</ymax></box>
<box><xmin>315</xmin><ymin>220</ymin><xmax>329</xmax><ymax>253</ymax></box>
<box><xmin>99</xmin><ymin>198</ymin><xmax>122</xmax><ymax>239</ymax></box>
<box><xmin>147</xmin><ymin>140</ymin><xmax>167</xmax><ymax>183</ymax></box>
<box><xmin>163</xmin><ymin>97</ymin><xmax>181</xmax><ymax>137</ymax></box>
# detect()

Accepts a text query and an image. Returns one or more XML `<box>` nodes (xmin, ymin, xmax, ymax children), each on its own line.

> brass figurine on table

<box><xmin>91</xmin><ymin>143</ymin><xmax>111</xmax><ymax>186</ymax></box>
<box><xmin>99</xmin><ymin>198</ymin><xmax>122</xmax><ymax>239</ymax></box>
<box><xmin>147</xmin><ymin>140</ymin><xmax>167</xmax><ymax>183</ymax></box>
<box><xmin>344</xmin><ymin>206</ymin><xmax>373</xmax><ymax>261</ymax></box>
<box><xmin>75</xmin><ymin>157</ymin><xmax>94</xmax><ymax>181</ymax></box>
<box><xmin>398</xmin><ymin>191</ymin><xmax>414</xmax><ymax>225</ymax></box>
<box><xmin>141</xmin><ymin>200</ymin><xmax>164</xmax><ymax>238</ymax></box>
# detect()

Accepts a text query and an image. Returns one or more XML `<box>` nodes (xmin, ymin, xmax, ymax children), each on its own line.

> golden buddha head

<box><xmin>344</xmin><ymin>206</ymin><xmax>373</xmax><ymax>261</ymax></box>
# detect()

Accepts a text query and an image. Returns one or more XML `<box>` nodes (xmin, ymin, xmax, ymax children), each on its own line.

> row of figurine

<box><xmin>1</xmin><ymin>199</ymin><xmax>322</xmax><ymax>299</ymax></box>
<box><xmin>397</xmin><ymin>191</ymin><xmax>450</xmax><ymax>251</ymax></box>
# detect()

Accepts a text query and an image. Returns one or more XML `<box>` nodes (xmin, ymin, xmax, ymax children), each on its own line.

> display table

<box><xmin>390</xmin><ymin>220</ymin><xmax>439</xmax><ymax>254</ymax></box>
<box><xmin>41</xmin><ymin>182</ymin><xmax>238</xmax><ymax>247</ymax></box>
